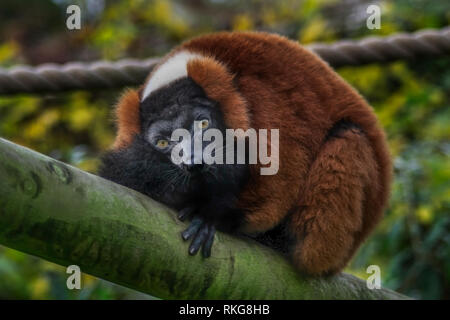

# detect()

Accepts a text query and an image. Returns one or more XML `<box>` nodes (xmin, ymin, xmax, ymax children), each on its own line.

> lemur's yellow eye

<box><xmin>199</xmin><ymin>119</ymin><xmax>209</xmax><ymax>129</ymax></box>
<box><xmin>156</xmin><ymin>139</ymin><xmax>169</xmax><ymax>148</ymax></box>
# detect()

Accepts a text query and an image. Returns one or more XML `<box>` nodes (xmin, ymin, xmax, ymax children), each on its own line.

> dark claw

<box><xmin>189</xmin><ymin>224</ymin><xmax>209</xmax><ymax>255</ymax></box>
<box><xmin>181</xmin><ymin>216</ymin><xmax>216</xmax><ymax>257</ymax></box>
<box><xmin>178</xmin><ymin>206</ymin><xmax>195</xmax><ymax>221</ymax></box>
<box><xmin>181</xmin><ymin>216</ymin><xmax>203</xmax><ymax>240</ymax></box>
<box><xmin>202</xmin><ymin>225</ymin><xmax>216</xmax><ymax>258</ymax></box>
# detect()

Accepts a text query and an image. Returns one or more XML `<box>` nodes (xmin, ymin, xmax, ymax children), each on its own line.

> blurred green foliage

<box><xmin>0</xmin><ymin>0</ymin><xmax>448</xmax><ymax>299</ymax></box>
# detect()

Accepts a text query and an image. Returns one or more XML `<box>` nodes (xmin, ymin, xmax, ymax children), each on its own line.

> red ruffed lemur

<box><xmin>99</xmin><ymin>32</ymin><xmax>392</xmax><ymax>276</ymax></box>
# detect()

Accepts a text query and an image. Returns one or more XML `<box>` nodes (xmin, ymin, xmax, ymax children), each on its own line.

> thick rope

<box><xmin>0</xmin><ymin>58</ymin><xmax>159</xmax><ymax>95</ymax></box>
<box><xmin>0</xmin><ymin>27</ymin><xmax>449</xmax><ymax>94</ymax></box>
<box><xmin>308</xmin><ymin>27</ymin><xmax>450</xmax><ymax>66</ymax></box>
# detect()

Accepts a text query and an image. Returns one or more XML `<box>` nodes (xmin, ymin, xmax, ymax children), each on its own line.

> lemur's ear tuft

<box><xmin>187</xmin><ymin>57</ymin><xmax>251</xmax><ymax>130</ymax></box>
<box><xmin>113</xmin><ymin>88</ymin><xmax>141</xmax><ymax>149</ymax></box>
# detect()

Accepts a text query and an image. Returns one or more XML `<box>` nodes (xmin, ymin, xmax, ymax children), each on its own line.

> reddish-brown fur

<box><xmin>112</xmin><ymin>31</ymin><xmax>392</xmax><ymax>276</ymax></box>
<box><xmin>113</xmin><ymin>88</ymin><xmax>141</xmax><ymax>149</ymax></box>
<box><xmin>187</xmin><ymin>57</ymin><xmax>251</xmax><ymax>131</ymax></box>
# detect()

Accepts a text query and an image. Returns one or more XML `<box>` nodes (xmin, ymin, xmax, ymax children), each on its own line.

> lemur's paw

<box><xmin>181</xmin><ymin>216</ymin><xmax>216</xmax><ymax>258</ymax></box>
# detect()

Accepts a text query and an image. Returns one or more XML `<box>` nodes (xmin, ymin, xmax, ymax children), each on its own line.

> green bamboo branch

<box><xmin>0</xmin><ymin>138</ymin><xmax>409</xmax><ymax>299</ymax></box>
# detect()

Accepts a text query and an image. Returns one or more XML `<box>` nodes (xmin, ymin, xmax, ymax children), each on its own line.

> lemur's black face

<box><xmin>141</xmin><ymin>77</ymin><xmax>226</xmax><ymax>175</ymax></box>
<box><xmin>100</xmin><ymin>77</ymin><xmax>247</xmax><ymax>212</ymax></box>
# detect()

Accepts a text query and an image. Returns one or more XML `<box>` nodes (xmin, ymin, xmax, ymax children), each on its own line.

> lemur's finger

<box><xmin>202</xmin><ymin>225</ymin><xmax>216</xmax><ymax>258</ymax></box>
<box><xmin>178</xmin><ymin>206</ymin><xmax>195</xmax><ymax>221</ymax></box>
<box><xmin>181</xmin><ymin>217</ymin><xmax>203</xmax><ymax>240</ymax></box>
<box><xmin>189</xmin><ymin>225</ymin><xmax>209</xmax><ymax>255</ymax></box>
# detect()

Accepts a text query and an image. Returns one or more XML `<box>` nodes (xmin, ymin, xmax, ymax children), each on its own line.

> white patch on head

<box><xmin>141</xmin><ymin>50</ymin><xmax>203</xmax><ymax>101</ymax></box>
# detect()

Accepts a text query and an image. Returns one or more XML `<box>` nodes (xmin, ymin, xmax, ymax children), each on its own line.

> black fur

<box><xmin>99</xmin><ymin>78</ymin><xmax>249</xmax><ymax>236</ymax></box>
<box><xmin>325</xmin><ymin>119</ymin><xmax>363</xmax><ymax>140</ymax></box>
